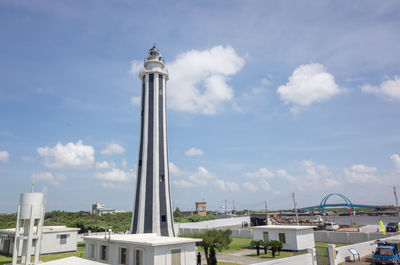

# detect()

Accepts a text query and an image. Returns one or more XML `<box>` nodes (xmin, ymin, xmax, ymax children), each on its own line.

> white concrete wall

<box><xmin>314</xmin><ymin>231</ymin><xmax>397</xmax><ymax>244</ymax></box>
<box><xmin>333</xmin><ymin>234</ymin><xmax>400</xmax><ymax>264</ymax></box>
<box><xmin>296</xmin><ymin>229</ymin><xmax>315</xmax><ymax>250</ymax></box>
<box><xmin>175</xmin><ymin>216</ymin><xmax>250</xmax><ymax>229</ymax></box>
<box><xmin>179</xmin><ymin>228</ymin><xmax>253</xmax><ymax>238</ymax></box>
<box><xmin>41</xmin><ymin>231</ymin><xmax>78</xmax><ymax>254</ymax></box>
<box><xmin>84</xmin><ymin>238</ymin><xmax>197</xmax><ymax>265</ymax></box>
<box><xmin>253</xmin><ymin>229</ymin><xmax>314</xmax><ymax>251</ymax></box>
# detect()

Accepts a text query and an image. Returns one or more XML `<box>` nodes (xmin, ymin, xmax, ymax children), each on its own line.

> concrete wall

<box><xmin>253</xmin><ymin>229</ymin><xmax>314</xmax><ymax>251</ymax></box>
<box><xmin>84</xmin><ymin>238</ymin><xmax>197</xmax><ymax>265</ymax></box>
<box><xmin>179</xmin><ymin>228</ymin><xmax>253</xmax><ymax>238</ymax></box>
<box><xmin>332</xmin><ymin>234</ymin><xmax>400</xmax><ymax>264</ymax></box>
<box><xmin>175</xmin><ymin>216</ymin><xmax>250</xmax><ymax>229</ymax></box>
<box><xmin>314</xmin><ymin>231</ymin><xmax>398</xmax><ymax>244</ymax></box>
<box><xmin>41</xmin><ymin>231</ymin><xmax>78</xmax><ymax>254</ymax></box>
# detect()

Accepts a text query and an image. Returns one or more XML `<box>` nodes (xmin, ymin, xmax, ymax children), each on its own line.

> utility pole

<box><xmin>292</xmin><ymin>192</ymin><xmax>299</xmax><ymax>226</ymax></box>
<box><xmin>394</xmin><ymin>186</ymin><xmax>399</xmax><ymax>217</ymax></box>
<box><xmin>264</xmin><ymin>200</ymin><xmax>268</xmax><ymax>212</ymax></box>
<box><xmin>225</xmin><ymin>200</ymin><xmax>228</xmax><ymax>218</ymax></box>
<box><xmin>232</xmin><ymin>200</ymin><xmax>235</xmax><ymax>213</ymax></box>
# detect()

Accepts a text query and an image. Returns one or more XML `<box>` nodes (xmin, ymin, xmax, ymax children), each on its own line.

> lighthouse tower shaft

<box><xmin>131</xmin><ymin>47</ymin><xmax>175</xmax><ymax>236</ymax></box>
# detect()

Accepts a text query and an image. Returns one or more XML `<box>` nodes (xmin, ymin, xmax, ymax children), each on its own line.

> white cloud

<box><xmin>37</xmin><ymin>141</ymin><xmax>94</xmax><ymax>169</ymax></box>
<box><xmin>277</xmin><ymin>63</ymin><xmax>341</xmax><ymax>110</ymax></box>
<box><xmin>0</xmin><ymin>150</ymin><xmax>9</xmax><ymax>163</ymax></box>
<box><xmin>361</xmin><ymin>76</ymin><xmax>400</xmax><ymax>101</ymax></box>
<box><xmin>188</xmin><ymin>166</ymin><xmax>213</xmax><ymax>186</ymax></box>
<box><xmin>259</xmin><ymin>179</ymin><xmax>271</xmax><ymax>191</ymax></box>
<box><xmin>173</xmin><ymin>179</ymin><xmax>194</xmax><ymax>188</ymax></box>
<box><xmin>244</xmin><ymin>168</ymin><xmax>274</xmax><ymax>178</ymax></box>
<box><xmin>122</xmin><ymin>159</ymin><xmax>127</xmax><ymax>169</ymax></box>
<box><xmin>169</xmin><ymin>162</ymin><xmax>183</xmax><ymax>178</ymax></box>
<box><xmin>100</xmin><ymin>182</ymin><xmax>127</xmax><ymax>190</ymax></box>
<box><xmin>129</xmin><ymin>60</ymin><xmax>143</xmax><ymax>76</ymax></box>
<box><xmin>131</xmin><ymin>96</ymin><xmax>141</xmax><ymax>106</ymax></box>
<box><xmin>100</xmin><ymin>143</ymin><xmax>126</xmax><ymax>155</ymax></box>
<box><xmin>32</xmin><ymin>172</ymin><xmax>66</xmax><ymax>187</ymax></box>
<box><xmin>185</xmin><ymin>147</ymin><xmax>204</xmax><ymax>156</ymax></box>
<box><xmin>96</xmin><ymin>161</ymin><xmax>114</xmax><ymax>169</ymax></box>
<box><xmin>168</xmin><ymin>45</ymin><xmax>245</xmax><ymax>115</ymax></box>
<box><xmin>95</xmin><ymin>168</ymin><xmax>135</xmax><ymax>182</ymax></box>
<box><xmin>276</xmin><ymin>169</ymin><xmax>297</xmax><ymax>183</ymax></box>
<box><xmin>243</xmin><ymin>182</ymin><xmax>259</xmax><ymax>192</ymax></box>
<box><xmin>343</xmin><ymin>164</ymin><xmax>381</xmax><ymax>184</ymax></box>
<box><xmin>215</xmin><ymin>179</ymin><xmax>226</xmax><ymax>190</ymax></box>
<box><xmin>21</xmin><ymin>156</ymin><xmax>34</xmax><ymax>162</ymax></box>
<box><xmin>226</xmin><ymin>181</ymin><xmax>240</xmax><ymax>191</ymax></box>
<box><xmin>391</xmin><ymin>154</ymin><xmax>400</xmax><ymax>170</ymax></box>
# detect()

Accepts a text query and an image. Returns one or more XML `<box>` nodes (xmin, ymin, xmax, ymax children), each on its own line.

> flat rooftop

<box><xmin>0</xmin><ymin>226</ymin><xmax>80</xmax><ymax>235</ymax></box>
<box><xmin>251</xmin><ymin>225</ymin><xmax>316</xmax><ymax>230</ymax></box>
<box><xmin>43</xmin><ymin>257</ymin><xmax>104</xmax><ymax>265</ymax></box>
<box><xmin>84</xmin><ymin>233</ymin><xmax>202</xmax><ymax>247</ymax></box>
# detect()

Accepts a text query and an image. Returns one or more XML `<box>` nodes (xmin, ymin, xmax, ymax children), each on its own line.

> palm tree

<box><xmin>250</xmin><ymin>240</ymin><xmax>264</xmax><ymax>256</ymax></box>
<box><xmin>269</xmin><ymin>240</ymin><xmax>283</xmax><ymax>258</ymax></box>
<box><xmin>261</xmin><ymin>241</ymin><xmax>270</xmax><ymax>255</ymax></box>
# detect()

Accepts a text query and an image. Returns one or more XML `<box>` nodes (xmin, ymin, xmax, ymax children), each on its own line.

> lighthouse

<box><xmin>130</xmin><ymin>46</ymin><xmax>175</xmax><ymax>236</ymax></box>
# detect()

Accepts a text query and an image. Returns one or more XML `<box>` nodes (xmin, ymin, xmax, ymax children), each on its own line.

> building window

<box><xmin>263</xmin><ymin>232</ymin><xmax>269</xmax><ymax>242</ymax></box>
<box><xmin>278</xmin><ymin>233</ymin><xmax>286</xmax><ymax>244</ymax></box>
<box><xmin>161</xmin><ymin>215</ymin><xmax>166</xmax><ymax>222</ymax></box>
<box><xmin>134</xmin><ymin>249</ymin><xmax>143</xmax><ymax>265</ymax></box>
<box><xmin>101</xmin><ymin>245</ymin><xmax>107</xmax><ymax>261</ymax></box>
<box><xmin>32</xmin><ymin>239</ymin><xmax>36</xmax><ymax>247</ymax></box>
<box><xmin>171</xmin><ymin>249</ymin><xmax>181</xmax><ymax>265</ymax></box>
<box><xmin>120</xmin><ymin>247</ymin><xmax>127</xmax><ymax>265</ymax></box>
<box><xmin>60</xmin><ymin>234</ymin><xmax>67</xmax><ymax>245</ymax></box>
<box><xmin>160</xmin><ymin>174</ymin><xmax>164</xmax><ymax>182</ymax></box>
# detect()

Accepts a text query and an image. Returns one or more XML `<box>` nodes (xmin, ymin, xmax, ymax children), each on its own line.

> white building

<box><xmin>0</xmin><ymin>226</ymin><xmax>80</xmax><ymax>256</ymax></box>
<box><xmin>83</xmin><ymin>233</ymin><xmax>201</xmax><ymax>265</ymax></box>
<box><xmin>252</xmin><ymin>225</ymin><xmax>316</xmax><ymax>251</ymax></box>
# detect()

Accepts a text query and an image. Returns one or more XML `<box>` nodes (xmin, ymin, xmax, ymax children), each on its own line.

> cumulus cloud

<box><xmin>188</xmin><ymin>166</ymin><xmax>214</xmax><ymax>186</ymax></box>
<box><xmin>259</xmin><ymin>179</ymin><xmax>271</xmax><ymax>191</ymax></box>
<box><xmin>361</xmin><ymin>76</ymin><xmax>400</xmax><ymax>101</ymax></box>
<box><xmin>37</xmin><ymin>141</ymin><xmax>94</xmax><ymax>169</ymax></box>
<box><xmin>169</xmin><ymin>162</ymin><xmax>183</xmax><ymax>178</ymax></box>
<box><xmin>173</xmin><ymin>179</ymin><xmax>194</xmax><ymax>188</ymax></box>
<box><xmin>129</xmin><ymin>60</ymin><xmax>143</xmax><ymax>76</ymax></box>
<box><xmin>95</xmin><ymin>168</ymin><xmax>135</xmax><ymax>182</ymax></box>
<box><xmin>32</xmin><ymin>172</ymin><xmax>66</xmax><ymax>186</ymax></box>
<box><xmin>391</xmin><ymin>154</ymin><xmax>400</xmax><ymax>170</ymax></box>
<box><xmin>122</xmin><ymin>159</ymin><xmax>127</xmax><ymax>169</ymax></box>
<box><xmin>0</xmin><ymin>150</ymin><xmax>9</xmax><ymax>163</ymax></box>
<box><xmin>244</xmin><ymin>168</ymin><xmax>274</xmax><ymax>178</ymax></box>
<box><xmin>100</xmin><ymin>143</ymin><xmax>126</xmax><ymax>155</ymax></box>
<box><xmin>185</xmin><ymin>147</ymin><xmax>204</xmax><ymax>156</ymax></box>
<box><xmin>243</xmin><ymin>182</ymin><xmax>259</xmax><ymax>192</ymax></box>
<box><xmin>96</xmin><ymin>161</ymin><xmax>114</xmax><ymax>169</ymax></box>
<box><xmin>226</xmin><ymin>181</ymin><xmax>240</xmax><ymax>191</ymax></box>
<box><xmin>343</xmin><ymin>164</ymin><xmax>380</xmax><ymax>184</ymax></box>
<box><xmin>277</xmin><ymin>63</ymin><xmax>341</xmax><ymax>110</ymax></box>
<box><xmin>168</xmin><ymin>45</ymin><xmax>245</xmax><ymax>115</ymax></box>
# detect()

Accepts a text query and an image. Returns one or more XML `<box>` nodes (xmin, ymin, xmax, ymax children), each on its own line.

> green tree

<box><xmin>261</xmin><ymin>241</ymin><xmax>270</xmax><ymax>255</ymax></box>
<box><xmin>250</xmin><ymin>240</ymin><xmax>263</xmax><ymax>256</ymax></box>
<box><xmin>269</xmin><ymin>240</ymin><xmax>283</xmax><ymax>258</ymax></box>
<box><xmin>173</xmin><ymin>207</ymin><xmax>182</xmax><ymax>218</ymax></box>
<box><xmin>189</xmin><ymin>229</ymin><xmax>232</xmax><ymax>265</ymax></box>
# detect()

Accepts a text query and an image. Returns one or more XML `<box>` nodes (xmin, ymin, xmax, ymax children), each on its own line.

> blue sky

<box><xmin>1</xmin><ymin>0</ymin><xmax>400</xmax><ymax>213</ymax></box>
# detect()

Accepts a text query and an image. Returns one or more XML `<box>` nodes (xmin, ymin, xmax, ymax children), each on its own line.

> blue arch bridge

<box><xmin>300</xmin><ymin>193</ymin><xmax>377</xmax><ymax>215</ymax></box>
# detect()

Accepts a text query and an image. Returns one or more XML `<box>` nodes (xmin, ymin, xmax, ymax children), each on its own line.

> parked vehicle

<box><xmin>373</xmin><ymin>239</ymin><xmax>400</xmax><ymax>265</ymax></box>
<box><xmin>325</xmin><ymin>222</ymin><xmax>339</xmax><ymax>231</ymax></box>
<box><xmin>386</xmin><ymin>222</ymin><xmax>399</xmax><ymax>232</ymax></box>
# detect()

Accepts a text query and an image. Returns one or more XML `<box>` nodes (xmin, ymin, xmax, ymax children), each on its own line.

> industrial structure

<box><xmin>130</xmin><ymin>46</ymin><xmax>174</xmax><ymax>237</ymax></box>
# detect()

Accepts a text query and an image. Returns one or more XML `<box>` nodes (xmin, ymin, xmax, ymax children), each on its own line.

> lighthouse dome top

<box><xmin>146</xmin><ymin>45</ymin><xmax>163</xmax><ymax>62</ymax></box>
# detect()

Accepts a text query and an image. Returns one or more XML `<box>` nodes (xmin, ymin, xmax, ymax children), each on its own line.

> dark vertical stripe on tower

<box><xmin>158</xmin><ymin>74</ymin><xmax>168</xmax><ymax>236</ymax></box>
<box><xmin>144</xmin><ymin>74</ymin><xmax>154</xmax><ymax>233</ymax></box>
<box><xmin>132</xmin><ymin>75</ymin><xmax>146</xmax><ymax>233</ymax></box>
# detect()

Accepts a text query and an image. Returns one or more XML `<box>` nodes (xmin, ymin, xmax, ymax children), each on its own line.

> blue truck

<box><xmin>373</xmin><ymin>239</ymin><xmax>400</xmax><ymax>265</ymax></box>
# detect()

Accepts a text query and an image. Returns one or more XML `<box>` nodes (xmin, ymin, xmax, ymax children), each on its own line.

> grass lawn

<box><xmin>0</xmin><ymin>243</ymin><xmax>85</xmax><ymax>265</ymax></box>
<box><xmin>221</xmin><ymin>237</ymin><xmax>252</xmax><ymax>253</ymax></box>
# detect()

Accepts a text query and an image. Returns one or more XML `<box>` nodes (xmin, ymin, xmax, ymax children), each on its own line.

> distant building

<box><xmin>195</xmin><ymin>202</ymin><xmax>207</xmax><ymax>216</ymax></box>
<box><xmin>252</xmin><ymin>225</ymin><xmax>316</xmax><ymax>251</ymax></box>
<box><xmin>84</xmin><ymin>233</ymin><xmax>201</xmax><ymax>265</ymax></box>
<box><xmin>92</xmin><ymin>202</ymin><xmax>125</xmax><ymax>216</ymax></box>
<box><xmin>0</xmin><ymin>226</ymin><xmax>80</xmax><ymax>256</ymax></box>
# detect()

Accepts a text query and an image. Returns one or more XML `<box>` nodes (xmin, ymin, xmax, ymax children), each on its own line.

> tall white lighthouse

<box><xmin>130</xmin><ymin>46</ymin><xmax>175</xmax><ymax>236</ymax></box>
